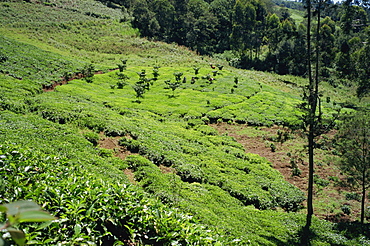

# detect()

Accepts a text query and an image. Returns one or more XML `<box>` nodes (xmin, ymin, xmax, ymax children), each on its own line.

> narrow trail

<box><xmin>42</xmin><ymin>69</ymin><xmax>117</xmax><ymax>92</ymax></box>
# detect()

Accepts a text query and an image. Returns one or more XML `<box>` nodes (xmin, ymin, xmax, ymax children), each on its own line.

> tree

<box><xmin>354</xmin><ymin>29</ymin><xmax>370</xmax><ymax>98</ymax></box>
<box><xmin>172</xmin><ymin>0</ymin><xmax>189</xmax><ymax>45</ymax></box>
<box><xmin>132</xmin><ymin>0</ymin><xmax>159</xmax><ymax>37</ymax></box>
<box><xmin>210</xmin><ymin>0</ymin><xmax>235</xmax><ymax>52</ymax></box>
<box><xmin>82</xmin><ymin>63</ymin><xmax>95</xmax><ymax>83</ymax></box>
<box><xmin>151</xmin><ymin>0</ymin><xmax>176</xmax><ymax>41</ymax></box>
<box><xmin>185</xmin><ymin>0</ymin><xmax>218</xmax><ymax>54</ymax></box>
<box><xmin>335</xmin><ymin>111</ymin><xmax>370</xmax><ymax>224</ymax></box>
<box><xmin>165</xmin><ymin>79</ymin><xmax>181</xmax><ymax>97</ymax></box>
<box><xmin>318</xmin><ymin>17</ymin><xmax>336</xmax><ymax>74</ymax></box>
<box><xmin>132</xmin><ymin>83</ymin><xmax>146</xmax><ymax>101</ymax></box>
<box><xmin>300</xmin><ymin>0</ymin><xmax>338</xmax><ymax>243</ymax></box>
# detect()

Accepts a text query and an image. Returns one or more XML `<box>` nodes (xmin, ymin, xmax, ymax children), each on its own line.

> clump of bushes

<box><xmin>0</xmin><ymin>144</ymin><xmax>225</xmax><ymax>245</ymax></box>
<box><xmin>81</xmin><ymin>63</ymin><xmax>95</xmax><ymax>83</ymax></box>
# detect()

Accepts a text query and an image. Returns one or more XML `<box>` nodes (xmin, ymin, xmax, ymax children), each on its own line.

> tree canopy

<box><xmin>336</xmin><ymin>111</ymin><xmax>370</xmax><ymax>223</ymax></box>
<box><xmin>102</xmin><ymin>0</ymin><xmax>370</xmax><ymax>97</ymax></box>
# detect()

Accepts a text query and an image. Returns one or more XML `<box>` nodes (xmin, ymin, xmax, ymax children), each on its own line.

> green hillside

<box><xmin>0</xmin><ymin>1</ymin><xmax>369</xmax><ymax>245</ymax></box>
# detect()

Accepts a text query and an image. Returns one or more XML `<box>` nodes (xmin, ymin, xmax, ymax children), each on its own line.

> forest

<box><xmin>0</xmin><ymin>0</ymin><xmax>369</xmax><ymax>245</ymax></box>
<box><xmin>101</xmin><ymin>0</ymin><xmax>370</xmax><ymax>97</ymax></box>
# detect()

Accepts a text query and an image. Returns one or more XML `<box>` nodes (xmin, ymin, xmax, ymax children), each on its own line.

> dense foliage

<box><xmin>0</xmin><ymin>0</ymin><xmax>370</xmax><ymax>245</ymax></box>
<box><xmin>335</xmin><ymin>111</ymin><xmax>370</xmax><ymax>224</ymax></box>
<box><xmin>98</xmin><ymin>0</ymin><xmax>370</xmax><ymax>97</ymax></box>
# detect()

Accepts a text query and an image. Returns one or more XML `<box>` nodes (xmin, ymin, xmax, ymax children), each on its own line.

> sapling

<box><xmin>173</xmin><ymin>72</ymin><xmax>183</xmax><ymax>82</ymax></box>
<box><xmin>116</xmin><ymin>72</ymin><xmax>129</xmax><ymax>89</ymax></box>
<box><xmin>117</xmin><ymin>58</ymin><xmax>128</xmax><ymax>72</ymax></box>
<box><xmin>137</xmin><ymin>69</ymin><xmax>147</xmax><ymax>80</ymax></box>
<box><xmin>216</xmin><ymin>64</ymin><xmax>224</xmax><ymax>70</ymax></box>
<box><xmin>165</xmin><ymin>79</ymin><xmax>181</xmax><ymax>97</ymax></box>
<box><xmin>133</xmin><ymin>83</ymin><xmax>146</xmax><ymax>102</ymax></box>
<box><xmin>137</xmin><ymin>70</ymin><xmax>151</xmax><ymax>90</ymax></box>
<box><xmin>82</xmin><ymin>63</ymin><xmax>95</xmax><ymax>83</ymax></box>
<box><xmin>152</xmin><ymin>68</ymin><xmax>160</xmax><ymax>80</ymax></box>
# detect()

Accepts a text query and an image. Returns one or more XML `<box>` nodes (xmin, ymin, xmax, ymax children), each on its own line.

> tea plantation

<box><xmin>0</xmin><ymin>0</ymin><xmax>369</xmax><ymax>245</ymax></box>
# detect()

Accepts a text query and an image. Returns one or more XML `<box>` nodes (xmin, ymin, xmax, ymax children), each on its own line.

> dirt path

<box><xmin>42</xmin><ymin>69</ymin><xmax>117</xmax><ymax>92</ymax></box>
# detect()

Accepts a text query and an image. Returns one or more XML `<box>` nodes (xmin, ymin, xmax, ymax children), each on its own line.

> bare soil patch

<box><xmin>211</xmin><ymin>123</ymin><xmax>309</xmax><ymax>190</ymax></box>
<box><xmin>98</xmin><ymin>133</ymin><xmax>137</xmax><ymax>185</ymax></box>
<box><xmin>98</xmin><ymin>133</ymin><xmax>134</xmax><ymax>160</ymax></box>
<box><xmin>211</xmin><ymin>123</ymin><xmax>365</xmax><ymax>222</ymax></box>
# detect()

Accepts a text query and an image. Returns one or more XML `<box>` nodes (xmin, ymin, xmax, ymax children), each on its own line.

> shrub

<box><xmin>82</xmin><ymin>131</ymin><xmax>100</xmax><ymax>146</ymax></box>
<box><xmin>341</xmin><ymin>204</ymin><xmax>351</xmax><ymax>215</ymax></box>
<box><xmin>345</xmin><ymin>192</ymin><xmax>361</xmax><ymax>202</ymax></box>
<box><xmin>292</xmin><ymin>167</ymin><xmax>302</xmax><ymax>177</ymax></box>
<box><xmin>314</xmin><ymin>174</ymin><xmax>330</xmax><ymax>187</ymax></box>
<box><xmin>98</xmin><ymin>148</ymin><xmax>114</xmax><ymax>157</ymax></box>
<box><xmin>0</xmin><ymin>144</ymin><xmax>224</xmax><ymax>245</ymax></box>
<box><xmin>81</xmin><ymin>63</ymin><xmax>95</xmax><ymax>83</ymax></box>
<box><xmin>123</xmin><ymin>154</ymin><xmax>153</xmax><ymax>171</ymax></box>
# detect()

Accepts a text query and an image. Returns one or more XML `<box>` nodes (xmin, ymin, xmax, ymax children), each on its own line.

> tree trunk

<box><xmin>361</xmin><ymin>173</ymin><xmax>366</xmax><ymax>224</ymax></box>
<box><xmin>305</xmin><ymin>0</ymin><xmax>314</xmax><ymax>230</ymax></box>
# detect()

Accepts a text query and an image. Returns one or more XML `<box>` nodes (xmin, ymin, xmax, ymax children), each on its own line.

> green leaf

<box><xmin>36</xmin><ymin>220</ymin><xmax>54</xmax><ymax>230</ymax></box>
<box><xmin>18</xmin><ymin>211</ymin><xmax>55</xmax><ymax>223</ymax></box>
<box><xmin>74</xmin><ymin>224</ymin><xmax>82</xmax><ymax>236</ymax></box>
<box><xmin>7</xmin><ymin>227</ymin><xmax>26</xmax><ymax>246</ymax></box>
<box><xmin>0</xmin><ymin>237</ymin><xmax>5</xmax><ymax>246</ymax></box>
<box><xmin>0</xmin><ymin>205</ymin><xmax>8</xmax><ymax>213</ymax></box>
<box><xmin>2</xmin><ymin>200</ymin><xmax>41</xmax><ymax>216</ymax></box>
<box><xmin>0</xmin><ymin>205</ymin><xmax>7</xmax><ymax>213</ymax></box>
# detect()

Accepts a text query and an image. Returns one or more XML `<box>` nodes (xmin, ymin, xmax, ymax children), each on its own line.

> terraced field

<box><xmin>0</xmin><ymin>1</ymin><xmax>369</xmax><ymax>245</ymax></box>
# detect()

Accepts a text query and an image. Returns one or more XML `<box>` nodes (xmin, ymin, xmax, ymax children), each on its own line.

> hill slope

<box><xmin>0</xmin><ymin>1</ymin><xmax>369</xmax><ymax>245</ymax></box>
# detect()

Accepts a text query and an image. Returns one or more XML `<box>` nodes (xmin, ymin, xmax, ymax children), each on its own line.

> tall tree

<box><xmin>301</xmin><ymin>0</ymin><xmax>335</xmax><ymax>242</ymax></box>
<box><xmin>335</xmin><ymin>111</ymin><xmax>370</xmax><ymax>224</ymax></box>
<box><xmin>355</xmin><ymin>41</ymin><xmax>370</xmax><ymax>98</ymax></box>
<box><xmin>152</xmin><ymin>0</ymin><xmax>176</xmax><ymax>41</ymax></box>
<box><xmin>172</xmin><ymin>0</ymin><xmax>189</xmax><ymax>45</ymax></box>
<box><xmin>132</xmin><ymin>0</ymin><xmax>160</xmax><ymax>37</ymax></box>
<box><xmin>210</xmin><ymin>0</ymin><xmax>235</xmax><ymax>52</ymax></box>
<box><xmin>302</xmin><ymin>0</ymin><xmax>315</xmax><ymax>236</ymax></box>
<box><xmin>185</xmin><ymin>0</ymin><xmax>218</xmax><ymax>54</ymax></box>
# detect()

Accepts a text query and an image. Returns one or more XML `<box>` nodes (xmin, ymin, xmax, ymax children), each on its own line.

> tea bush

<box><xmin>1</xmin><ymin>1</ymin><xmax>368</xmax><ymax>244</ymax></box>
<box><xmin>0</xmin><ymin>36</ymin><xmax>85</xmax><ymax>86</ymax></box>
<box><xmin>0</xmin><ymin>143</ymin><xmax>226</xmax><ymax>245</ymax></box>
